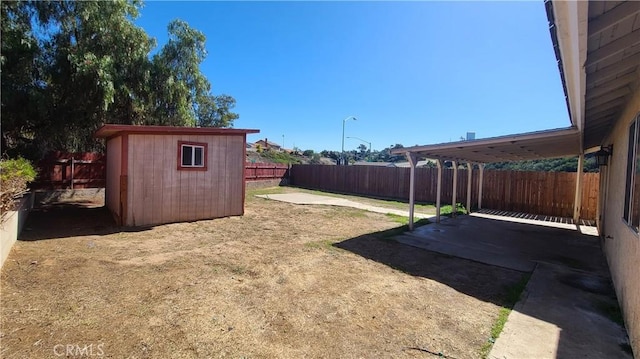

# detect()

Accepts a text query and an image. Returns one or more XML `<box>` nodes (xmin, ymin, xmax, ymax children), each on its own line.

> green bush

<box><xmin>1</xmin><ymin>157</ymin><xmax>37</xmax><ymax>213</ymax></box>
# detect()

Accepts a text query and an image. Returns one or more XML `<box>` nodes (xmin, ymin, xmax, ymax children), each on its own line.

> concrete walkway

<box><xmin>255</xmin><ymin>193</ymin><xmax>434</xmax><ymax>219</ymax></box>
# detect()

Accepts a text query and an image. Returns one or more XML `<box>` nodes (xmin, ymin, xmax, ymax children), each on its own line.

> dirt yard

<box><xmin>1</xmin><ymin>188</ymin><xmax>524</xmax><ymax>358</ymax></box>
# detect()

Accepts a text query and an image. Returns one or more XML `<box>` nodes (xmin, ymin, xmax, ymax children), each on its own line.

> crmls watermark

<box><xmin>53</xmin><ymin>343</ymin><xmax>105</xmax><ymax>357</ymax></box>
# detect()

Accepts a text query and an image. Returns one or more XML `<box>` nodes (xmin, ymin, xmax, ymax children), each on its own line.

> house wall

<box><xmin>105</xmin><ymin>136</ymin><xmax>122</xmax><ymax>222</ymax></box>
<box><xmin>601</xmin><ymin>88</ymin><xmax>640</xmax><ymax>355</ymax></box>
<box><xmin>126</xmin><ymin>134</ymin><xmax>245</xmax><ymax>226</ymax></box>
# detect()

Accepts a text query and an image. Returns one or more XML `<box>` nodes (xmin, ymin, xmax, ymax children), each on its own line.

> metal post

<box><xmin>406</xmin><ymin>152</ymin><xmax>417</xmax><ymax>230</ymax></box>
<box><xmin>436</xmin><ymin>159</ymin><xmax>443</xmax><ymax>223</ymax></box>
<box><xmin>452</xmin><ymin>161</ymin><xmax>458</xmax><ymax>217</ymax></box>
<box><xmin>574</xmin><ymin>153</ymin><xmax>584</xmax><ymax>223</ymax></box>
<box><xmin>466</xmin><ymin>163</ymin><xmax>473</xmax><ymax>214</ymax></box>
<box><xmin>478</xmin><ymin>163</ymin><xmax>485</xmax><ymax>210</ymax></box>
<box><xmin>341</xmin><ymin>116</ymin><xmax>356</xmax><ymax>165</ymax></box>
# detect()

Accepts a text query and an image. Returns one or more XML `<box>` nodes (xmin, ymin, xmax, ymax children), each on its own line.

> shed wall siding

<box><xmin>602</xmin><ymin>88</ymin><xmax>640</xmax><ymax>355</ymax></box>
<box><xmin>126</xmin><ymin>134</ymin><xmax>245</xmax><ymax>226</ymax></box>
<box><xmin>105</xmin><ymin>136</ymin><xmax>122</xmax><ymax>220</ymax></box>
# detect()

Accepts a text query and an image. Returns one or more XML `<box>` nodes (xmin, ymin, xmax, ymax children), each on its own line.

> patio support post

<box><xmin>406</xmin><ymin>152</ymin><xmax>417</xmax><ymax>231</ymax></box>
<box><xmin>466</xmin><ymin>163</ymin><xmax>473</xmax><ymax>214</ymax></box>
<box><xmin>478</xmin><ymin>163</ymin><xmax>485</xmax><ymax>210</ymax></box>
<box><xmin>574</xmin><ymin>153</ymin><xmax>584</xmax><ymax>223</ymax></box>
<box><xmin>451</xmin><ymin>161</ymin><xmax>458</xmax><ymax>218</ymax></box>
<box><xmin>436</xmin><ymin>159</ymin><xmax>443</xmax><ymax>223</ymax></box>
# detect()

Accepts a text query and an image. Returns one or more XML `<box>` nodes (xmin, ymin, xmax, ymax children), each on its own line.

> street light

<box><xmin>346</xmin><ymin>136</ymin><xmax>372</xmax><ymax>161</ymax></box>
<box><xmin>341</xmin><ymin>116</ymin><xmax>357</xmax><ymax>165</ymax></box>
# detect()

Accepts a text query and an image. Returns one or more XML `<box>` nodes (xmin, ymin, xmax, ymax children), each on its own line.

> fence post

<box><xmin>71</xmin><ymin>157</ymin><xmax>75</xmax><ymax>190</ymax></box>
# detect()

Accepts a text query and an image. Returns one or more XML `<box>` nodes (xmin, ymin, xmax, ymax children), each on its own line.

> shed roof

<box><xmin>94</xmin><ymin>124</ymin><xmax>259</xmax><ymax>138</ymax></box>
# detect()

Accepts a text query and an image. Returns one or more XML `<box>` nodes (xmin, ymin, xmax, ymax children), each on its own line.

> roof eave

<box><xmin>94</xmin><ymin>124</ymin><xmax>260</xmax><ymax>138</ymax></box>
<box><xmin>545</xmin><ymin>0</ymin><xmax>589</xmax><ymax>141</ymax></box>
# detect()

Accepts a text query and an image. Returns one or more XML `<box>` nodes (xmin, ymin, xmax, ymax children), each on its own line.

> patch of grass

<box><xmin>440</xmin><ymin>203</ymin><xmax>468</xmax><ymax>216</ymax></box>
<box><xmin>479</xmin><ymin>273</ymin><xmax>531</xmax><ymax>359</ymax></box>
<box><xmin>385</xmin><ymin>213</ymin><xmax>411</xmax><ymax>225</ymax></box>
<box><xmin>378</xmin><ymin>217</ymin><xmax>431</xmax><ymax>239</ymax></box>
<box><xmin>595</xmin><ymin>299</ymin><xmax>625</xmax><ymax>327</ymax></box>
<box><xmin>304</xmin><ymin>239</ymin><xmax>336</xmax><ymax>250</ymax></box>
<box><xmin>247</xmin><ymin>186</ymin><xmax>288</xmax><ymax>197</ymax></box>
<box><xmin>322</xmin><ymin>208</ymin><xmax>368</xmax><ymax>219</ymax></box>
<box><xmin>259</xmin><ymin>150</ymin><xmax>301</xmax><ymax>164</ymax></box>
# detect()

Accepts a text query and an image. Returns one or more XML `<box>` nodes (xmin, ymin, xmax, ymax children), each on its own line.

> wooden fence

<box><xmin>245</xmin><ymin>162</ymin><xmax>289</xmax><ymax>181</ymax></box>
<box><xmin>290</xmin><ymin>165</ymin><xmax>599</xmax><ymax>220</ymax></box>
<box><xmin>31</xmin><ymin>152</ymin><xmax>289</xmax><ymax>190</ymax></box>
<box><xmin>31</xmin><ymin>152</ymin><xmax>106</xmax><ymax>190</ymax></box>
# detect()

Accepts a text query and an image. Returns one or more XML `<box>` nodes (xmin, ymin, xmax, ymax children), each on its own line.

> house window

<box><xmin>623</xmin><ymin>113</ymin><xmax>640</xmax><ymax>232</ymax></box>
<box><xmin>178</xmin><ymin>141</ymin><xmax>208</xmax><ymax>171</ymax></box>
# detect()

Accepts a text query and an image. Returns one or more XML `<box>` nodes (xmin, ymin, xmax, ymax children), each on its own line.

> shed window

<box><xmin>624</xmin><ymin>113</ymin><xmax>640</xmax><ymax>232</ymax></box>
<box><xmin>178</xmin><ymin>141</ymin><xmax>208</xmax><ymax>171</ymax></box>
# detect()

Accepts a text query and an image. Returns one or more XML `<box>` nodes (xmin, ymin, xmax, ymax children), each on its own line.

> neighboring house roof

<box><xmin>94</xmin><ymin>124</ymin><xmax>259</xmax><ymax>138</ymax></box>
<box><xmin>254</xmin><ymin>139</ymin><xmax>282</xmax><ymax>148</ymax></box>
<box><xmin>394</xmin><ymin>1</ymin><xmax>639</xmax><ymax>163</ymax></box>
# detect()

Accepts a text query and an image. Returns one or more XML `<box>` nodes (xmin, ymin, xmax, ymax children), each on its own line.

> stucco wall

<box><xmin>1</xmin><ymin>193</ymin><xmax>34</xmax><ymax>268</ymax></box>
<box><xmin>601</xmin><ymin>88</ymin><xmax>640</xmax><ymax>356</ymax></box>
<box><xmin>126</xmin><ymin>134</ymin><xmax>245</xmax><ymax>226</ymax></box>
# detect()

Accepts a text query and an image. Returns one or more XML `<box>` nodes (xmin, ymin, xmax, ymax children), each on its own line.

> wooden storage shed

<box><xmin>95</xmin><ymin>124</ymin><xmax>259</xmax><ymax>226</ymax></box>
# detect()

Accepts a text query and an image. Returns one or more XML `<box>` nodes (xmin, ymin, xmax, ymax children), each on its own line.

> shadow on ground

<box><xmin>335</xmin><ymin>217</ymin><xmax>632</xmax><ymax>359</ymax></box>
<box><xmin>334</xmin><ymin>228</ymin><xmax>527</xmax><ymax>308</ymax></box>
<box><xmin>20</xmin><ymin>202</ymin><xmax>149</xmax><ymax>241</ymax></box>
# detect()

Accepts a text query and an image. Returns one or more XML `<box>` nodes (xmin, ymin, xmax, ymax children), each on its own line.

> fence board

<box><xmin>31</xmin><ymin>152</ymin><xmax>106</xmax><ymax>190</ymax></box>
<box><xmin>290</xmin><ymin>164</ymin><xmax>600</xmax><ymax>220</ymax></box>
<box><xmin>244</xmin><ymin>162</ymin><xmax>289</xmax><ymax>181</ymax></box>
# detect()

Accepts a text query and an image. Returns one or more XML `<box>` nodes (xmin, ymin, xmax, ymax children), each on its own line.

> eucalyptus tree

<box><xmin>1</xmin><ymin>0</ymin><xmax>238</xmax><ymax>158</ymax></box>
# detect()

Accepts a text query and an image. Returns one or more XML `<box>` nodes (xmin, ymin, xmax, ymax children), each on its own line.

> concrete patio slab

<box><xmin>255</xmin><ymin>193</ymin><xmax>434</xmax><ymax>219</ymax></box>
<box><xmin>395</xmin><ymin>215</ymin><xmax>607</xmax><ymax>275</ymax></box>
<box><xmin>393</xmin><ymin>214</ymin><xmax>630</xmax><ymax>359</ymax></box>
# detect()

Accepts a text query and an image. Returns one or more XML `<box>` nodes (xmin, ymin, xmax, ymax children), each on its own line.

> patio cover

<box><xmin>389</xmin><ymin>127</ymin><xmax>586</xmax><ymax>228</ymax></box>
<box><xmin>390</xmin><ymin>127</ymin><xmax>581</xmax><ymax>163</ymax></box>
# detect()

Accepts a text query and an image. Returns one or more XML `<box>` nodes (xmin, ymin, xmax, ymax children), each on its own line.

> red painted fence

<box><xmin>31</xmin><ymin>152</ymin><xmax>106</xmax><ymax>190</ymax></box>
<box><xmin>31</xmin><ymin>152</ymin><xmax>289</xmax><ymax>190</ymax></box>
<box><xmin>245</xmin><ymin>162</ymin><xmax>289</xmax><ymax>181</ymax></box>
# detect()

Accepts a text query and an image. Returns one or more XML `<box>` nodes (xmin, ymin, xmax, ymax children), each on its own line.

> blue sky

<box><xmin>136</xmin><ymin>1</ymin><xmax>569</xmax><ymax>152</ymax></box>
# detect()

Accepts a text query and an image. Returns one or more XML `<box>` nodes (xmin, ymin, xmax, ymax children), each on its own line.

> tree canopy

<box><xmin>1</xmin><ymin>0</ymin><xmax>238</xmax><ymax>159</ymax></box>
